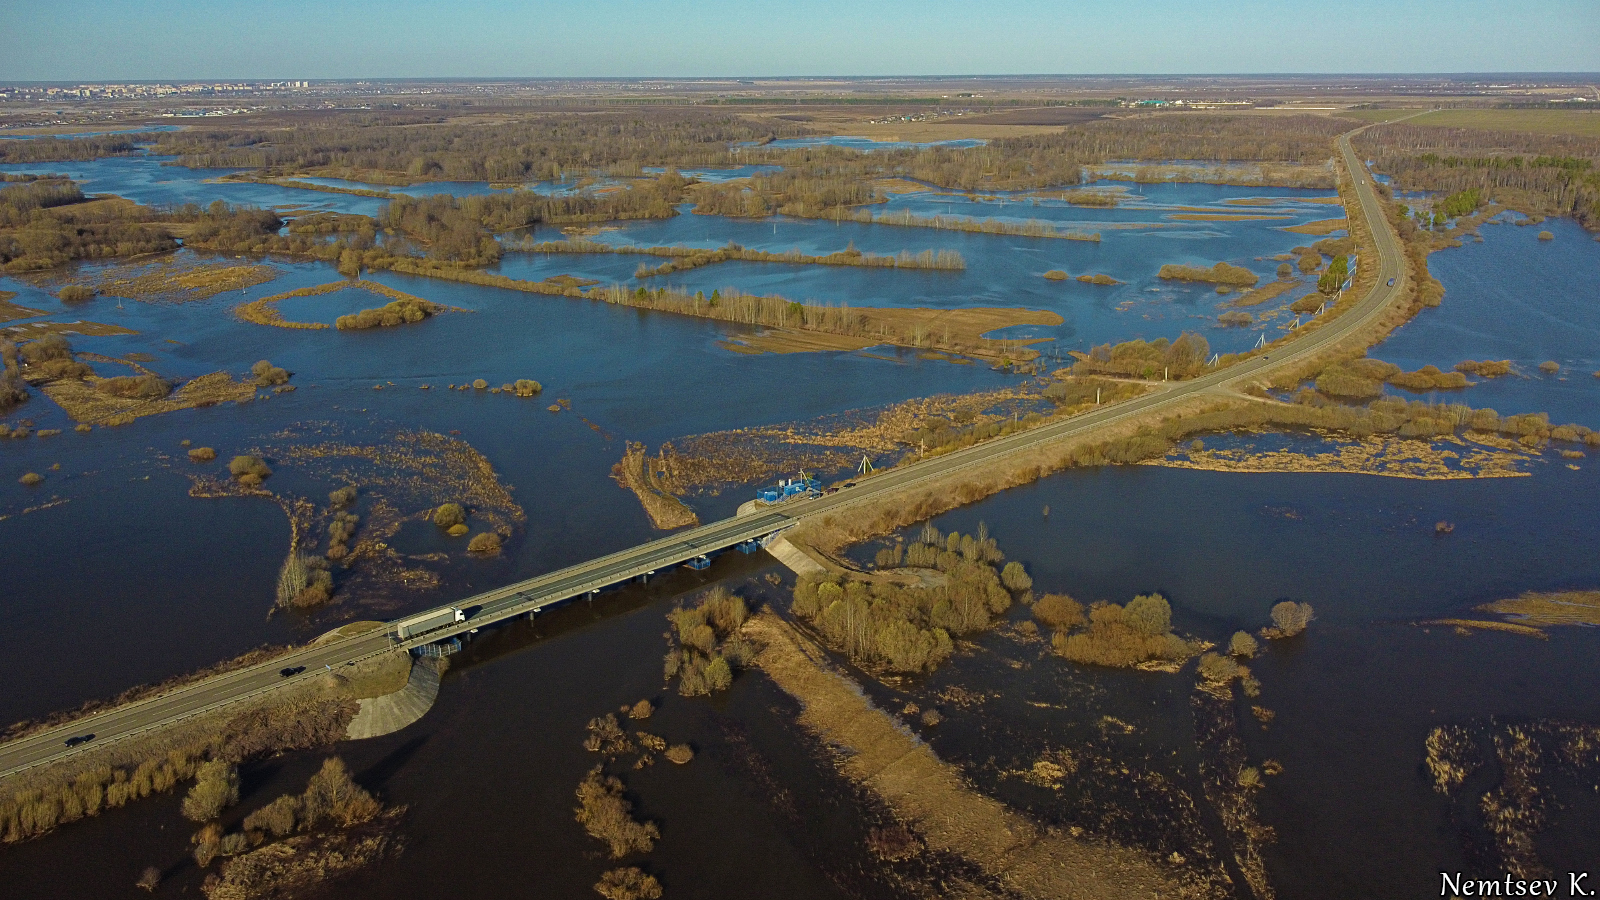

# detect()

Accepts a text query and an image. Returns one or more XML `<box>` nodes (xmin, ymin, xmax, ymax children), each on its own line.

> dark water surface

<box><xmin>3</xmin><ymin>145</ymin><xmax>1597</xmax><ymax>899</ymax></box>
<box><xmin>0</xmin><ymin>248</ymin><xmax>1017</xmax><ymax>724</ymax></box>
<box><xmin>0</xmin><ymin>565</ymin><xmax>899</xmax><ymax>900</ymax></box>
<box><xmin>1369</xmin><ymin>216</ymin><xmax>1600</xmax><ymax>424</ymax></box>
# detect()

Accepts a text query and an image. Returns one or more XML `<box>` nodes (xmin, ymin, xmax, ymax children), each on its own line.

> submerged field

<box><xmin>3</xmin><ymin>118</ymin><xmax>1599</xmax><ymax>900</ymax></box>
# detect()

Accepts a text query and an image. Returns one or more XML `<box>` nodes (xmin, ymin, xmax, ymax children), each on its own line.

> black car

<box><xmin>279</xmin><ymin>666</ymin><xmax>306</xmax><ymax>678</ymax></box>
<box><xmin>64</xmin><ymin>734</ymin><xmax>94</xmax><ymax>747</ymax></box>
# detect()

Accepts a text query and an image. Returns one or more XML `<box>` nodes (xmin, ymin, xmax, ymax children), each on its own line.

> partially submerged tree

<box><xmin>1267</xmin><ymin>601</ymin><xmax>1314</xmax><ymax>638</ymax></box>
<box><xmin>181</xmin><ymin>760</ymin><xmax>240</xmax><ymax>822</ymax></box>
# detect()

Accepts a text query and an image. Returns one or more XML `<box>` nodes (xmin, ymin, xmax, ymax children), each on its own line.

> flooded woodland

<box><xmin>3</xmin><ymin>120</ymin><xmax>1599</xmax><ymax>900</ymax></box>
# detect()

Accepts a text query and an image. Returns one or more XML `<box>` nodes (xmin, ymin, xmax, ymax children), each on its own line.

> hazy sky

<box><xmin>4</xmin><ymin>0</ymin><xmax>1597</xmax><ymax>81</ymax></box>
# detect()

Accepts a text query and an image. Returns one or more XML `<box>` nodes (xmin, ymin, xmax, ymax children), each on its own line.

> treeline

<box><xmin>1</xmin><ymin>181</ymin><xmax>177</xmax><ymax>272</ymax></box>
<box><xmin>515</xmin><ymin>238</ymin><xmax>965</xmax><ymax>274</ymax></box>
<box><xmin>0</xmin><ymin>134</ymin><xmax>158</xmax><ymax>163</ymax></box>
<box><xmin>0</xmin><ymin>179</ymin><xmax>85</xmax><ymax>221</ymax></box>
<box><xmin>692</xmin><ymin>169</ymin><xmax>876</xmax><ymax>217</ymax></box>
<box><xmin>1357</xmin><ymin>124</ymin><xmax>1600</xmax><ymax>229</ymax></box>
<box><xmin>126</xmin><ymin>110</ymin><xmax>1355</xmax><ymax>197</ymax></box>
<box><xmin>377</xmin><ymin>172</ymin><xmax>690</xmax><ymax>264</ymax></box>
<box><xmin>149</xmin><ymin>111</ymin><xmax>809</xmax><ymax>181</ymax></box>
<box><xmin>793</xmin><ymin>524</ymin><xmax>1022</xmax><ymax>673</ymax></box>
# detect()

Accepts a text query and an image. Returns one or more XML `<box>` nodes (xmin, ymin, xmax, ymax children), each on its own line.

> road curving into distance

<box><xmin>0</xmin><ymin>127</ymin><xmax>1405</xmax><ymax>780</ymax></box>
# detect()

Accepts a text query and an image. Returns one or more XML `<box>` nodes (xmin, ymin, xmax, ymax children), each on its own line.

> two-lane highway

<box><xmin>0</xmin><ymin>126</ymin><xmax>1406</xmax><ymax>781</ymax></box>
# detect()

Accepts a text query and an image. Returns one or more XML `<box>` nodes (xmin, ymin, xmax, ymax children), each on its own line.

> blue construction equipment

<box><xmin>756</xmin><ymin>474</ymin><xmax>821</xmax><ymax>505</ymax></box>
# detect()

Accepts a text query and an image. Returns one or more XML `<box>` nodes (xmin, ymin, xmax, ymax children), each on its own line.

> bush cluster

<box><xmin>276</xmin><ymin>553</ymin><xmax>334</xmax><ymax>608</ymax></box>
<box><xmin>250</xmin><ymin>360</ymin><xmax>290</xmax><ymax>386</ymax></box>
<box><xmin>1033</xmin><ymin>593</ymin><xmax>1086</xmax><ymax>630</ymax></box>
<box><xmin>206</xmin><ymin>757</ymin><xmax>382</xmax><ymax>865</ymax></box>
<box><xmin>663</xmin><ymin>587</ymin><xmax>751</xmax><ymax>695</ymax></box>
<box><xmin>432</xmin><ymin>502</ymin><xmax>465</xmax><ymax>528</ymax></box>
<box><xmin>334</xmin><ymin>297</ymin><xmax>434</xmax><ymax>330</ymax></box>
<box><xmin>18</xmin><ymin>334</ymin><xmax>92</xmax><ymax>382</ymax></box>
<box><xmin>1267</xmin><ymin>601</ymin><xmax>1315</xmax><ymax>638</ymax></box>
<box><xmin>0</xmin><ymin>696</ymin><xmax>352</xmax><ymax>844</ymax></box>
<box><xmin>95</xmin><ymin>374</ymin><xmax>170</xmax><ymax>401</ymax></box>
<box><xmin>1455</xmin><ymin>359</ymin><xmax>1512</xmax><ymax>377</ymax></box>
<box><xmin>574</xmin><ymin>766</ymin><xmax>659</xmax><ymax>858</ymax></box>
<box><xmin>794</xmin><ymin>525</ymin><xmax>1016</xmax><ymax>673</ymax></box>
<box><xmin>229</xmin><ymin>455</ymin><xmax>272</xmax><ymax>486</ymax></box>
<box><xmin>1050</xmin><ymin>594</ymin><xmax>1199</xmax><ymax>668</ymax></box>
<box><xmin>596</xmin><ymin>867</ymin><xmax>663</xmax><ymax>900</ymax></box>
<box><xmin>1071</xmin><ymin>332</ymin><xmax>1210</xmax><ymax>380</ymax></box>
<box><xmin>326</xmin><ymin>511</ymin><xmax>359</xmax><ymax>560</ymax></box>
<box><xmin>1158</xmin><ymin>261</ymin><xmax>1259</xmax><ymax>287</ymax></box>
<box><xmin>181</xmin><ymin>760</ymin><xmax>240</xmax><ymax>822</ymax></box>
<box><xmin>1</xmin><ymin>751</ymin><xmax>203</xmax><ymax>843</ymax></box>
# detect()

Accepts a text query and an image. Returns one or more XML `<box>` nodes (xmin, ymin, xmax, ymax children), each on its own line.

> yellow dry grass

<box><xmin>1283</xmin><ymin>218</ymin><xmax>1350</xmax><ymax>235</ymax></box>
<box><xmin>1157</xmin><ymin>436</ymin><xmax>1531</xmax><ymax>480</ymax></box>
<box><xmin>1224</xmin><ymin>279</ymin><xmax>1301</xmax><ymax>309</ymax></box>
<box><xmin>85</xmin><ymin>260</ymin><xmax>278</xmax><ymax>303</ymax></box>
<box><xmin>235</xmin><ymin>280</ymin><xmax>461</xmax><ymax>329</ymax></box>
<box><xmin>0</xmin><ymin>295</ymin><xmax>44</xmax><ymax>323</ymax></box>
<box><xmin>41</xmin><ymin>371</ymin><xmax>257</xmax><ymax>425</ymax></box>
<box><xmin>747</xmin><ymin>611</ymin><xmax>1212</xmax><ymax>900</ymax></box>
<box><xmin>718</xmin><ymin>306</ymin><xmax>1060</xmax><ymax>360</ymax></box>
<box><xmin>1477</xmin><ymin>591</ymin><xmax>1600</xmax><ymax>628</ymax></box>
<box><xmin>1422</xmin><ymin>619</ymin><xmax>1549</xmax><ymax>639</ymax></box>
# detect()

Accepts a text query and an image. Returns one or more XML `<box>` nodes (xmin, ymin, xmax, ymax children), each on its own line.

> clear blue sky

<box><xmin>4</xmin><ymin>0</ymin><xmax>1596</xmax><ymax>81</ymax></box>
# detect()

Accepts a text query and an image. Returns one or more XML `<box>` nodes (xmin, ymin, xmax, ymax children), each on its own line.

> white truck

<box><xmin>391</xmin><ymin>606</ymin><xmax>467</xmax><ymax>642</ymax></box>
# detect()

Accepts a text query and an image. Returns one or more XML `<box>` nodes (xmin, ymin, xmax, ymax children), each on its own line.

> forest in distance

<box><xmin>3</xmin><ymin>69</ymin><xmax>1600</xmax><ymax>900</ymax></box>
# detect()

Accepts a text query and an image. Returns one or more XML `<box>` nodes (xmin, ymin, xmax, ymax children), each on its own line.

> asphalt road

<box><xmin>0</xmin><ymin>128</ymin><xmax>1403</xmax><ymax>780</ymax></box>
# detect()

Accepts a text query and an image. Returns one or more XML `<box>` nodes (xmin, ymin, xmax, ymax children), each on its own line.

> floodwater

<box><xmin>0</xmin><ymin>156</ymin><xmax>392</xmax><ymax>217</ymax></box>
<box><xmin>3</xmin><ymin>151</ymin><xmax>1343</xmax><ymax>355</ymax></box>
<box><xmin>1369</xmin><ymin>215</ymin><xmax>1600</xmax><ymax>423</ymax></box>
<box><xmin>0</xmin><ymin>249</ymin><xmax>1019</xmax><ymax>725</ymax></box>
<box><xmin>0</xmin><ymin>561</ymin><xmax>901</xmax><ymax>900</ymax></box>
<box><xmin>3</xmin><ymin>141</ymin><xmax>1598</xmax><ymax>900</ymax></box>
<box><xmin>839</xmin><ymin>453</ymin><xmax>1599</xmax><ymax>899</ymax></box>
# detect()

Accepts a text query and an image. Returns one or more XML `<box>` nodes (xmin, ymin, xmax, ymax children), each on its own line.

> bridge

<box><xmin>0</xmin><ymin>127</ymin><xmax>1405</xmax><ymax>780</ymax></box>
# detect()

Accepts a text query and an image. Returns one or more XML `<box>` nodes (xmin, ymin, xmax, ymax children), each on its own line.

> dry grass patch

<box><xmin>1282</xmin><ymin>218</ymin><xmax>1350</xmax><ymax>235</ymax></box>
<box><xmin>61</xmin><ymin>259</ymin><xmax>278</xmax><ymax>304</ymax></box>
<box><xmin>0</xmin><ymin>296</ymin><xmax>45</xmax><ymax>323</ymax></box>
<box><xmin>42</xmin><ymin>371</ymin><xmax>257</xmax><ymax>425</ymax></box>
<box><xmin>1476</xmin><ymin>590</ymin><xmax>1600</xmax><ymax>628</ymax></box>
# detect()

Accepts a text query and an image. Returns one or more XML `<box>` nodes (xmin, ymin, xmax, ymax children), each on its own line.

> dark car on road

<box><xmin>279</xmin><ymin>666</ymin><xmax>306</xmax><ymax>678</ymax></box>
<box><xmin>1387</xmin><ymin>277</ymin><xmax>1395</xmax><ymax>286</ymax></box>
<box><xmin>64</xmin><ymin>734</ymin><xmax>94</xmax><ymax>747</ymax></box>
